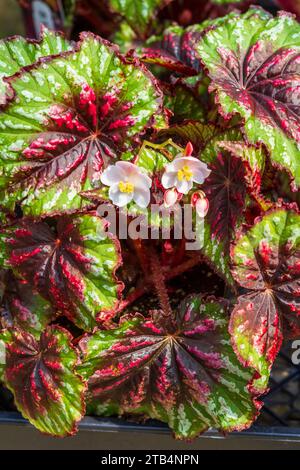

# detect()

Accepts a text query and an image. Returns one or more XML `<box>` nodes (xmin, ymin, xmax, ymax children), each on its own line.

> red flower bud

<box><xmin>184</xmin><ymin>142</ymin><xmax>193</xmax><ymax>156</ymax></box>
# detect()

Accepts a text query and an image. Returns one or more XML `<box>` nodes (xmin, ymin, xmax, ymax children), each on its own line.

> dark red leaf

<box><xmin>0</xmin><ymin>326</ymin><xmax>86</xmax><ymax>436</ymax></box>
<box><xmin>0</xmin><ymin>214</ymin><xmax>123</xmax><ymax>331</ymax></box>
<box><xmin>0</xmin><ymin>271</ymin><xmax>55</xmax><ymax>337</ymax></box>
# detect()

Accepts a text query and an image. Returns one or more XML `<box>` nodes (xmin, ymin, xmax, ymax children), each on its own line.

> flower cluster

<box><xmin>100</xmin><ymin>143</ymin><xmax>211</xmax><ymax>217</ymax></box>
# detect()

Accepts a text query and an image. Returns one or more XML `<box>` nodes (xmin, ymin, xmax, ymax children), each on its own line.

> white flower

<box><xmin>100</xmin><ymin>161</ymin><xmax>152</xmax><ymax>208</ymax></box>
<box><xmin>161</xmin><ymin>154</ymin><xmax>211</xmax><ymax>195</ymax></box>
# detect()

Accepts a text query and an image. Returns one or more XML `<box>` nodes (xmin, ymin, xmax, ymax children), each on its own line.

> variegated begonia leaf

<box><xmin>0</xmin><ymin>271</ymin><xmax>55</xmax><ymax>338</ymax></box>
<box><xmin>0</xmin><ymin>28</ymin><xmax>71</xmax><ymax>105</ymax></box>
<box><xmin>163</xmin><ymin>84</ymin><xmax>208</xmax><ymax>123</ymax></box>
<box><xmin>202</xmin><ymin>136</ymin><xmax>267</xmax><ymax>247</ymax></box>
<box><xmin>230</xmin><ymin>209</ymin><xmax>300</xmax><ymax>385</ymax></box>
<box><xmin>0</xmin><ymin>214</ymin><xmax>123</xmax><ymax>331</ymax></box>
<box><xmin>0</xmin><ymin>326</ymin><xmax>86</xmax><ymax>436</ymax></box>
<box><xmin>161</xmin><ymin>120</ymin><xmax>218</xmax><ymax>150</ymax></box>
<box><xmin>112</xmin><ymin>21</ymin><xmax>137</xmax><ymax>53</ymax></box>
<box><xmin>197</xmin><ymin>8</ymin><xmax>300</xmax><ymax>188</ymax></box>
<box><xmin>109</xmin><ymin>0</ymin><xmax>171</xmax><ymax>37</ymax></box>
<box><xmin>79</xmin><ymin>296</ymin><xmax>266</xmax><ymax>439</ymax></box>
<box><xmin>142</xmin><ymin>24</ymin><xmax>205</xmax><ymax>74</ymax></box>
<box><xmin>0</xmin><ymin>33</ymin><xmax>162</xmax><ymax>217</ymax></box>
<box><xmin>141</xmin><ymin>11</ymin><xmax>241</xmax><ymax>74</ymax></box>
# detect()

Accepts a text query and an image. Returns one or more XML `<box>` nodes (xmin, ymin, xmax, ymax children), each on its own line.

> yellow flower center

<box><xmin>118</xmin><ymin>181</ymin><xmax>134</xmax><ymax>193</ymax></box>
<box><xmin>177</xmin><ymin>165</ymin><xmax>193</xmax><ymax>182</ymax></box>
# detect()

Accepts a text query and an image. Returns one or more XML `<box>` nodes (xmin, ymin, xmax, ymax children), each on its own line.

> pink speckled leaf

<box><xmin>79</xmin><ymin>296</ymin><xmax>267</xmax><ymax>440</ymax></box>
<box><xmin>197</xmin><ymin>8</ymin><xmax>300</xmax><ymax>188</ymax></box>
<box><xmin>0</xmin><ymin>214</ymin><xmax>123</xmax><ymax>331</ymax></box>
<box><xmin>0</xmin><ymin>326</ymin><xmax>86</xmax><ymax>436</ymax></box>
<box><xmin>230</xmin><ymin>209</ymin><xmax>300</xmax><ymax>386</ymax></box>
<box><xmin>0</xmin><ymin>33</ymin><xmax>162</xmax><ymax>217</ymax></box>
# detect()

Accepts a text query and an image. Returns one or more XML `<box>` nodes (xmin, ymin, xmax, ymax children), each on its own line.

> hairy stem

<box><xmin>149</xmin><ymin>245</ymin><xmax>173</xmax><ymax>317</ymax></box>
<box><xmin>116</xmin><ymin>253</ymin><xmax>203</xmax><ymax>314</ymax></box>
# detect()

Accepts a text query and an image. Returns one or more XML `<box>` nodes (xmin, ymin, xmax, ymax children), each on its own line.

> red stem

<box><xmin>116</xmin><ymin>253</ymin><xmax>203</xmax><ymax>314</ymax></box>
<box><xmin>149</xmin><ymin>245</ymin><xmax>173</xmax><ymax>317</ymax></box>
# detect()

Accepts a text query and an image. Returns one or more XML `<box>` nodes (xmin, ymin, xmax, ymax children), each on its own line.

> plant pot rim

<box><xmin>1</xmin><ymin>411</ymin><xmax>300</xmax><ymax>442</ymax></box>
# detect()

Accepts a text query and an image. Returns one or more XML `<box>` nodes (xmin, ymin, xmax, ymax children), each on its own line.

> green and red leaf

<box><xmin>141</xmin><ymin>11</ymin><xmax>242</xmax><ymax>75</ymax></box>
<box><xmin>202</xmin><ymin>137</ymin><xmax>265</xmax><ymax>249</ymax></box>
<box><xmin>109</xmin><ymin>0</ymin><xmax>171</xmax><ymax>38</ymax></box>
<box><xmin>142</xmin><ymin>24</ymin><xmax>205</xmax><ymax>74</ymax></box>
<box><xmin>0</xmin><ymin>271</ymin><xmax>55</xmax><ymax>337</ymax></box>
<box><xmin>0</xmin><ymin>326</ymin><xmax>86</xmax><ymax>436</ymax></box>
<box><xmin>0</xmin><ymin>28</ymin><xmax>71</xmax><ymax>104</ymax></box>
<box><xmin>197</xmin><ymin>8</ymin><xmax>300</xmax><ymax>188</ymax></box>
<box><xmin>79</xmin><ymin>296</ymin><xmax>268</xmax><ymax>440</ymax></box>
<box><xmin>230</xmin><ymin>209</ymin><xmax>300</xmax><ymax>382</ymax></box>
<box><xmin>0</xmin><ymin>214</ymin><xmax>123</xmax><ymax>331</ymax></box>
<box><xmin>0</xmin><ymin>33</ymin><xmax>162</xmax><ymax>217</ymax></box>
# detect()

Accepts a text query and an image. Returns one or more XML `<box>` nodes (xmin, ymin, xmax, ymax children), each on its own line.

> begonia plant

<box><xmin>0</xmin><ymin>2</ymin><xmax>299</xmax><ymax>440</ymax></box>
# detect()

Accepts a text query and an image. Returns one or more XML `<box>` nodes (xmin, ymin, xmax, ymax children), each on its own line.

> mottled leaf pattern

<box><xmin>0</xmin><ymin>326</ymin><xmax>86</xmax><ymax>436</ymax></box>
<box><xmin>0</xmin><ymin>271</ymin><xmax>55</xmax><ymax>337</ymax></box>
<box><xmin>230</xmin><ymin>209</ymin><xmax>300</xmax><ymax>382</ymax></box>
<box><xmin>0</xmin><ymin>34</ymin><xmax>162</xmax><ymax>216</ymax></box>
<box><xmin>79</xmin><ymin>296</ymin><xmax>267</xmax><ymax>439</ymax></box>
<box><xmin>0</xmin><ymin>214</ymin><xmax>122</xmax><ymax>331</ymax></box>
<box><xmin>142</xmin><ymin>24</ymin><xmax>204</xmax><ymax>74</ymax></box>
<box><xmin>109</xmin><ymin>0</ymin><xmax>170</xmax><ymax>37</ymax></box>
<box><xmin>0</xmin><ymin>28</ymin><xmax>71</xmax><ymax>104</ymax></box>
<box><xmin>163</xmin><ymin>84</ymin><xmax>208</xmax><ymax>123</ymax></box>
<box><xmin>197</xmin><ymin>8</ymin><xmax>300</xmax><ymax>187</ymax></box>
<box><xmin>161</xmin><ymin>120</ymin><xmax>218</xmax><ymax>149</ymax></box>
<box><xmin>202</xmin><ymin>136</ymin><xmax>265</xmax><ymax>248</ymax></box>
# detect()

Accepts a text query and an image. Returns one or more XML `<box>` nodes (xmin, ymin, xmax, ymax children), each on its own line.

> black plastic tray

<box><xmin>1</xmin><ymin>411</ymin><xmax>300</xmax><ymax>450</ymax></box>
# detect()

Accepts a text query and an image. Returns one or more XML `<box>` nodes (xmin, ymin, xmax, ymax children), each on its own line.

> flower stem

<box><xmin>116</xmin><ymin>253</ymin><xmax>203</xmax><ymax>314</ymax></box>
<box><xmin>149</xmin><ymin>244</ymin><xmax>173</xmax><ymax>317</ymax></box>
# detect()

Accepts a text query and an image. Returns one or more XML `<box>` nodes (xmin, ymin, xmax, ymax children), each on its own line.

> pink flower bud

<box><xmin>195</xmin><ymin>197</ymin><xmax>209</xmax><ymax>218</ymax></box>
<box><xmin>184</xmin><ymin>142</ymin><xmax>193</xmax><ymax>156</ymax></box>
<box><xmin>191</xmin><ymin>190</ymin><xmax>205</xmax><ymax>207</ymax></box>
<box><xmin>164</xmin><ymin>188</ymin><xmax>178</xmax><ymax>208</ymax></box>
